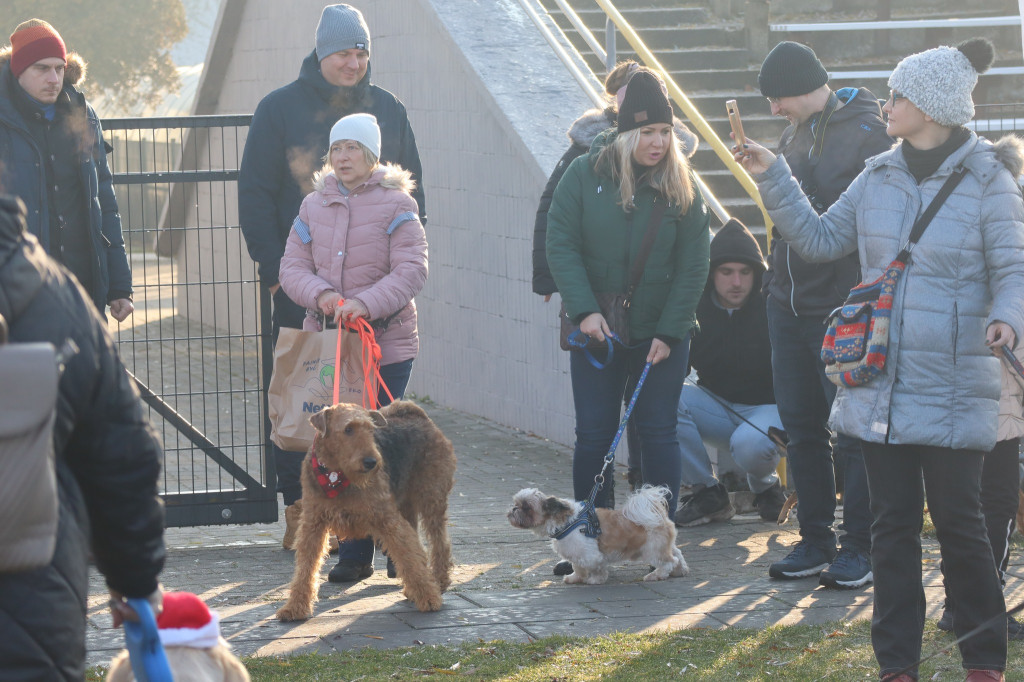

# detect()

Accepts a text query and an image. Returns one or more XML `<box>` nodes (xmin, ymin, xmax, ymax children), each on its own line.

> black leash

<box><xmin>683</xmin><ymin>377</ymin><xmax>789</xmax><ymax>454</ymax></box>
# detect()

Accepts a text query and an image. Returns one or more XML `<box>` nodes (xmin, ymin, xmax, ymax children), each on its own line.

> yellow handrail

<box><xmin>592</xmin><ymin>0</ymin><xmax>773</xmax><ymax>232</ymax></box>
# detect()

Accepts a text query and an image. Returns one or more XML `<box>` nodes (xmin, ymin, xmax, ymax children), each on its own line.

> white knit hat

<box><xmin>888</xmin><ymin>38</ymin><xmax>994</xmax><ymax>127</ymax></box>
<box><xmin>329</xmin><ymin>113</ymin><xmax>381</xmax><ymax>159</ymax></box>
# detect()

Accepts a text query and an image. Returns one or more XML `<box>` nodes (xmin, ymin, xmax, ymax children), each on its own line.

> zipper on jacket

<box><xmin>951</xmin><ymin>301</ymin><xmax>958</xmax><ymax>366</ymax></box>
<box><xmin>785</xmin><ymin>243</ymin><xmax>798</xmax><ymax>316</ymax></box>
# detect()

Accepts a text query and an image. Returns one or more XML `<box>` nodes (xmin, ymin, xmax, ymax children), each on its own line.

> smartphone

<box><xmin>726</xmin><ymin>99</ymin><xmax>745</xmax><ymax>146</ymax></box>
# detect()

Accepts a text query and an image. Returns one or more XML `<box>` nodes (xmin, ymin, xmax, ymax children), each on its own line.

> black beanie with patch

<box><xmin>618</xmin><ymin>70</ymin><xmax>673</xmax><ymax>133</ymax></box>
<box><xmin>758</xmin><ymin>41</ymin><xmax>829</xmax><ymax>98</ymax></box>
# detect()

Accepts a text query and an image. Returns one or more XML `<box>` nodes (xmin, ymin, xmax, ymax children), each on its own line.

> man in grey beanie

<box><xmin>238</xmin><ymin>2</ymin><xmax>426</xmax><ymax>585</ymax></box>
<box><xmin>755</xmin><ymin>41</ymin><xmax>892</xmax><ymax>589</ymax></box>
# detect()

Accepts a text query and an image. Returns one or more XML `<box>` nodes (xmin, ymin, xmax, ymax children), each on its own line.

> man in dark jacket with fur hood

<box><xmin>0</xmin><ymin>195</ymin><xmax>164</xmax><ymax>680</ymax></box>
<box><xmin>239</xmin><ymin>3</ymin><xmax>425</xmax><ymax>584</ymax></box>
<box><xmin>674</xmin><ymin>219</ymin><xmax>788</xmax><ymax>526</ymax></box>
<box><xmin>757</xmin><ymin>42</ymin><xmax>892</xmax><ymax>589</ymax></box>
<box><xmin>0</xmin><ymin>19</ymin><xmax>134</xmax><ymax>320</ymax></box>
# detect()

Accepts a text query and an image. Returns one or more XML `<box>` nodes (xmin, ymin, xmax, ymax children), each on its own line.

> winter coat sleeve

<box><xmin>55</xmin><ymin>280</ymin><xmax>165</xmax><ymax>597</ymax></box>
<box><xmin>278</xmin><ymin>196</ymin><xmax>337</xmax><ymax>309</ymax></box>
<box><xmin>656</xmin><ymin>188</ymin><xmax>710</xmax><ymax>342</ymax></box>
<box><xmin>533</xmin><ymin>144</ymin><xmax>585</xmax><ymax>296</ymax></box>
<box><xmin>756</xmin><ymin>155</ymin><xmax>861</xmax><ymax>263</ymax></box>
<box><xmin>239</xmin><ymin>98</ymin><xmax>289</xmax><ymax>288</ymax></box>
<box><xmin>979</xmin><ymin>170</ymin><xmax>1024</xmax><ymax>344</ymax></box>
<box><xmin>91</xmin><ymin>106</ymin><xmax>132</xmax><ymax>301</ymax></box>
<box><xmin>352</xmin><ymin>194</ymin><xmax>428</xmax><ymax>320</ymax></box>
<box><xmin>546</xmin><ymin>156</ymin><xmax>598</xmax><ymax>322</ymax></box>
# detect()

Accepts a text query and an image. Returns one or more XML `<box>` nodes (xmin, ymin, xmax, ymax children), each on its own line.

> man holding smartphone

<box><xmin>755</xmin><ymin>41</ymin><xmax>892</xmax><ymax>588</ymax></box>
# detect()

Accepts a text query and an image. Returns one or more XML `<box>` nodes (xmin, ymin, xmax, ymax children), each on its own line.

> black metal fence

<box><xmin>103</xmin><ymin>115</ymin><xmax>278</xmax><ymax>528</ymax></box>
<box><xmin>972</xmin><ymin>104</ymin><xmax>1024</xmax><ymax>139</ymax></box>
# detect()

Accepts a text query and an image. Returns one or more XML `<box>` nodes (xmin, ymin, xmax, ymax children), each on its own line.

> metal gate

<box><xmin>103</xmin><ymin>114</ymin><xmax>278</xmax><ymax>527</ymax></box>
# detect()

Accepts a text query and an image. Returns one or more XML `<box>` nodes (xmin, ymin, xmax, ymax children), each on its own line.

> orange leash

<box><xmin>331</xmin><ymin>298</ymin><xmax>394</xmax><ymax>409</ymax></box>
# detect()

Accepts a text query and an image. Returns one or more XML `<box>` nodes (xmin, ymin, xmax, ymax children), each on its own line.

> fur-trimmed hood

<box><xmin>567</xmin><ymin>106</ymin><xmax>700</xmax><ymax>158</ymax></box>
<box><xmin>993</xmin><ymin>135</ymin><xmax>1024</xmax><ymax>178</ymax></box>
<box><xmin>313</xmin><ymin>162</ymin><xmax>416</xmax><ymax>195</ymax></box>
<box><xmin>0</xmin><ymin>46</ymin><xmax>86</xmax><ymax>88</ymax></box>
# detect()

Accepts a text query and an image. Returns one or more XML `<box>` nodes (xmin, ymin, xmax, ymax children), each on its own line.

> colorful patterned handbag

<box><xmin>821</xmin><ymin>167</ymin><xmax>966</xmax><ymax>388</ymax></box>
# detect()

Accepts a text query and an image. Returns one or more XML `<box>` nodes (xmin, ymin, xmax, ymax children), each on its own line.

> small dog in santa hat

<box><xmin>106</xmin><ymin>591</ymin><xmax>250</xmax><ymax>682</ymax></box>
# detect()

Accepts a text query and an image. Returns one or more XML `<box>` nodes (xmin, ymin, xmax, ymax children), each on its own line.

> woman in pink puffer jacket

<box><xmin>278</xmin><ymin>113</ymin><xmax>427</xmax><ymax>582</ymax></box>
<box><xmin>279</xmin><ymin>113</ymin><xmax>427</xmax><ymax>369</ymax></box>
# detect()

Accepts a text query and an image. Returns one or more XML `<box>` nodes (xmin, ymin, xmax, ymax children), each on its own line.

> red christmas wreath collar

<box><xmin>310</xmin><ymin>436</ymin><xmax>350</xmax><ymax>498</ymax></box>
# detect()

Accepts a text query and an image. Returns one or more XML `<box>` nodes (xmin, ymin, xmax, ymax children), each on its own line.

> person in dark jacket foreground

<box><xmin>756</xmin><ymin>41</ymin><xmax>893</xmax><ymax>590</ymax></box>
<box><xmin>238</xmin><ymin>3</ymin><xmax>425</xmax><ymax>584</ymax></box>
<box><xmin>0</xmin><ymin>20</ymin><xmax>134</xmax><ymax>320</ymax></box>
<box><xmin>738</xmin><ymin>37</ymin><xmax>1024</xmax><ymax>682</ymax></box>
<box><xmin>547</xmin><ymin>70</ymin><xmax>711</xmax><ymax>580</ymax></box>
<box><xmin>674</xmin><ymin>219</ymin><xmax>788</xmax><ymax>526</ymax></box>
<box><xmin>0</xmin><ymin>195</ymin><xmax>164</xmax><ymax>680</ymax></box>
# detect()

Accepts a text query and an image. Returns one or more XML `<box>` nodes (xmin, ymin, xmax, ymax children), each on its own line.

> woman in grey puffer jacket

<box><xmin>736</xmin><ymin>38</ymin><xmax>1024</xmax><ymax>681</ymax></box>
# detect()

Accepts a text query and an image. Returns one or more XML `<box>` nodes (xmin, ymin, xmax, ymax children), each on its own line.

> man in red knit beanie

<box><xmin>0</xmin><ymin>19</ymin><xmax>135</xmax><ymax>322</ymax></box>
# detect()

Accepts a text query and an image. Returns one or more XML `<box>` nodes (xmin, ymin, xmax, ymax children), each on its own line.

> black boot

<box><xmin>327</xmin><ymin>559</ymin><xmax>373</xmax><ymax>583</ymax></box>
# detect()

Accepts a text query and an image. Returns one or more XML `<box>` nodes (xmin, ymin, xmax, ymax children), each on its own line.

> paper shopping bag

<box><xmin>268</xmin><ymin>327</ymin><xmax>375</xmax><ymax>452</ymax></box>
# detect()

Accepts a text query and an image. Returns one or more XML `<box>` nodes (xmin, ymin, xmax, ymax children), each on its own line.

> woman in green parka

<box><xmin>546</xmin><ymin>69</ymin><xmax>711</xmax><ymax>530</ymax></box>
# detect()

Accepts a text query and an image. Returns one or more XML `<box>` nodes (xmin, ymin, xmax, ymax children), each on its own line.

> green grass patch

<box><xmin>86</xmin><ymin>619</ymin><xmax>1024</xmax><ymax>681</ymax></box>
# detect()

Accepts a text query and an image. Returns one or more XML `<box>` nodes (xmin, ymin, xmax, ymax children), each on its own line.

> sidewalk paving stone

<box><xmin>85</xmin><ymin>402</ymin><xmax>1010</xmax><ymax>669</ymax></box>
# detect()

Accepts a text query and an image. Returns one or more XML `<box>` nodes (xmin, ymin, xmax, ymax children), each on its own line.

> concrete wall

<box><xmin>196</xmin><ymin>0</ymin><xmax>597</xmax><ymax>446</ymax></box>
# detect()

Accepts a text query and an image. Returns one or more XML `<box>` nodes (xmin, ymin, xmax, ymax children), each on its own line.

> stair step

<box><xmin>561</xmin><ymin>24</ymin><xmax>746</xmax><ymax>49</ymax></box>
<box><xmin>581</xmin><ymin>46</ymin><xmax>750</xmax><ymax>72</ymax></box>
<box><xmin>541</xmin><ymin>5</ymin><xmax>712</xmax><ymax>28</ymax></box>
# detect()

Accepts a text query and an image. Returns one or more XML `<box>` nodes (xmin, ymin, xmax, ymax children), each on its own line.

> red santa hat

<box><xmin>155</xmin><ymin>592</ymin><xmax>222</xmax><ymax>649</ymax></box>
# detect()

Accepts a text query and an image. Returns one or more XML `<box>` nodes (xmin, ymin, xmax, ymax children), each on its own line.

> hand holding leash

<box><xmin>986</xmin><ymin>321</ymin><xmax>1016</xmax><ymax>352</ymax></box>
<box><xmin>579</xmin><ymin>312</ymin><xmax>611</xmax><ymax>344</ymax></box>
<box><xmin>335</xmin><ymin>297</ymin><xmax>368</xmax><ymax>324</ymax></box>
<box><xmin>109</xmin><ymin>587</ymin><xmax>163</xmax><ymax>628</ymax></box>
<box><xmin>647</xmin><ymin>338</ymin><xmax>671</xmax><ymax>365</ymax></box>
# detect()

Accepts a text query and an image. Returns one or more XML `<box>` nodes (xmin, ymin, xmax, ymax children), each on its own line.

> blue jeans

<box><xmin>677</xmin><ymin>383</ymin><xmax>782</xmax><ymax>493</ymax></box>
<box><xmin>570</xmin><ymin>338</ymin><xmax>689</xmax><ymax>519</ymax></box>
<box><xmin>336</xmin><ymin>358</ymin><xmax>415</xmax><ymax>564</ymax></box>
<box><xmin>765</xmin><ymin>296</ymin><xmax>871</xmax><ymax>552</ymax></box>
<box><xmin>863</xmin><ymin>443</ymin><xmax>1005</xmax><ymax>677</ymax></box>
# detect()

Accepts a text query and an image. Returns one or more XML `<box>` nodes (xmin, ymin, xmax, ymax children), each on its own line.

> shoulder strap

<box><xmin>624</xmin><ymin>196</ymin><xmax>668</xmax><ymax>305</ymax></box>
<box><xmin>899</xmin><ymin>166</ymin><xmax>968</xmax><ymax>261</ymax></box>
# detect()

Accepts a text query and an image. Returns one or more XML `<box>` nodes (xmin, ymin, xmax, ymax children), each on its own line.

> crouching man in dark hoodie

<box><xmin>674</xmin><ymin>219</ymin><xmax>788</xmax><ymax>526</ymax></box>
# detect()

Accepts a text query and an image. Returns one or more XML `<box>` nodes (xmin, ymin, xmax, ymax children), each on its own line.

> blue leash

<box><xmin>123</xmin><ymin>598</ymin><xmax>173</xmax><ymax>682</ymax></box>
<box><xmin>565</xmin><ymin>328</ymin><xmax>621</xmax><ymax>369</ymax></box>
<box><xmin>551</xmin><ymin>361</ymin><xmax>653</xmax><ymax>540</ymax></box>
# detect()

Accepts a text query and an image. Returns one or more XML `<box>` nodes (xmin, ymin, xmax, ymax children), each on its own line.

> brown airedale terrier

<box><xmin>276</xmin><ymin>400</ymin><xmax>456</xmax><ymax>620</ymax></box>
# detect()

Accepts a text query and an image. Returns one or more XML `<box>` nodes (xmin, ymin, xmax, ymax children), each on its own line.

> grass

<box><xmin>86</xmin><ymin>619</ymin><xmax>1024</xmax><ymax>681</ymax></box>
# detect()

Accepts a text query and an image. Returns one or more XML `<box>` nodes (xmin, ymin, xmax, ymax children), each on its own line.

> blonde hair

<box><xmin>316</xmin><ymin>140</ymin><xmax>379</xmax><ymax>186</ymax></box>
<box><xmin>321</xmin><ymin>140</ymin><xmax>379</xmax><ymax>169</ymax></box>
<box><xmin>595</xmin><ymin>126</ymin><xmax>694</xmax><ymax>211</ymax></box>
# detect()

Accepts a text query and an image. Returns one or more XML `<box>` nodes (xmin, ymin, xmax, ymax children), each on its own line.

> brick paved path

<box><xmin>86</xmin><ymin>402</ymin><xmax>1010</xmax><ymax>668</ymax></box>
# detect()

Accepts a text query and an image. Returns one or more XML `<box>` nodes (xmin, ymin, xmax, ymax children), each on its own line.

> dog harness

<box><xmin>550</xmin><ymin>498</ymin><xmax>602</xmax><ymax>540</ymax></box>
<box><xmin>310</xmin><ymin>438</ymin><xmax>350</xmax><ymax>498</ymax></box>
<box><xmin>549</xmin><ymin>361</ymin><xmax>654</xmax><ymax>543</ymax></box>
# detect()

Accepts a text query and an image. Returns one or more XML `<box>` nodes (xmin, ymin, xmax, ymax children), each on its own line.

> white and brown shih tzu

<box><xmin>507</xmin><ymin>485</ymin><xmax>688</xmax><ymax>584</ymax></box>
